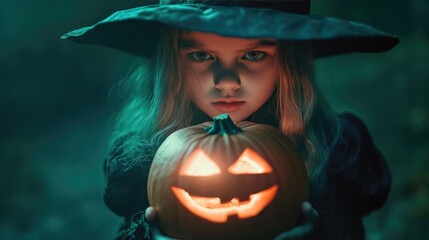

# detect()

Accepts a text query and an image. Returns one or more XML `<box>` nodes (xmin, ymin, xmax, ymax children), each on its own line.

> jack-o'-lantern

<box><xmin>148</xmin><ymin>114</ymin><xmax>309</xmax><ymax>240</ymax></box>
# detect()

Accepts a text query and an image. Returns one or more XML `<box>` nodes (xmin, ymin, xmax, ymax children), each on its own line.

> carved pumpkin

<box><xmin>148</xmin><ymin>114</ymin><xmax>309</xmax><ymax>239</ymax></box>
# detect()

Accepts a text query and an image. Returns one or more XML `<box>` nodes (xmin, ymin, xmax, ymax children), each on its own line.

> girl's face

<box><xmin>180</xmin><ymin>31</ymin><xmax>279</xmax><ymax>122</ymax></box>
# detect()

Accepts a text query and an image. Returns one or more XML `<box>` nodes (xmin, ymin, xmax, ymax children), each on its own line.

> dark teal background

<box><xmin>1</xmin><ymin>0</ymin><xmax>428</xmax><ymax>239</ymax></box>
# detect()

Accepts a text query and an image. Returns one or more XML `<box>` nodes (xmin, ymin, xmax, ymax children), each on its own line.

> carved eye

<box><xmin>228</xmin><ymin>148</ymin><xmax>273</xmax><ymax>174</ymax></box>
<box><xmin>179</xmin><ymin>148</ymin><xmax>221</xmax><ymax>176</ymax></box>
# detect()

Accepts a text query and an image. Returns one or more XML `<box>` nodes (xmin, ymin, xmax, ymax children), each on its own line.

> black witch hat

<box><xmin>62</xmin><ymin>0</ymin><xmax>399</xmax><ymax>58</ymax></box>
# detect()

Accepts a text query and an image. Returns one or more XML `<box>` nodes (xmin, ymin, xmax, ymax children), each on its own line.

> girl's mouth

<box><xmin>212</xmin><ymin>101</ymin><xmax>245</xmax><ymax>113</ymax></box>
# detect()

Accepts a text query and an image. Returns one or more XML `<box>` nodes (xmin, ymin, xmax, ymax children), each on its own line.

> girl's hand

<box><xmin>145</xmin><ymin>206</ymin><xmax>180</xmax><ymax>240</ymax></box>
<box><xmin>273</xmin><ymin>201</ymin><xmax>319</xmax><ymax>240</ymax></box>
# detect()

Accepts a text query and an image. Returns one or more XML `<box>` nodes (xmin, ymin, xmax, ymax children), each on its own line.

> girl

<box><xmin>63</xmin><ymin>0</ymin><xmax>398</xmax><ymax>239</ymax></box>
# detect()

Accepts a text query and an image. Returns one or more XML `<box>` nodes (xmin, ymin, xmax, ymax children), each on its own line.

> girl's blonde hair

<box><xmin>276</xmin><ymin>41</ymin><xmax>340</xmax><ymax>195</ymax></box>
<box><xmin>110</xmin><ymin>27</ymin><xmax>340</xmax><ymax>193</ymax></box>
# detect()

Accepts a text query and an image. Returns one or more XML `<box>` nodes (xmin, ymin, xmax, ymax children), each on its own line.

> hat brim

<box><xmin>61</xmin><ymin>4</ymin><xmax>399</xmax><ymax>58</ymax></box>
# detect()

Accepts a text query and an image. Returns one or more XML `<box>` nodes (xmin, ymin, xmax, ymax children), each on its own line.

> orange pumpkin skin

<box><xmin>148</xmin><ymin>118</ymin><xmax>309</xmax><ymax>240</ymax></box>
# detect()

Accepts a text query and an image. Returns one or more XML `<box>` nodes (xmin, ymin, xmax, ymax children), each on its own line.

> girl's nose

<box><xmin>215</xmin><ymin>77</ymin><xmax>241</xmax><ymax>92</ymax></box>
<box><xmin>213</xmin><ymin>68</ymin><xmax>241</xmax><ymax>92</ymax></box>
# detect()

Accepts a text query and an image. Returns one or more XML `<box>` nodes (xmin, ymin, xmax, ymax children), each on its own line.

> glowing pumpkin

<box><xmin>148</xmin><ymin>114</ymin><xmax>309</xmax><ymax>239</ymax></box>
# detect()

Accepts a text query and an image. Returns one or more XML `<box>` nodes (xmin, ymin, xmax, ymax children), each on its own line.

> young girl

<box><xmin>63</xmin><ymin>0</ymin><xmax>398</xmax><ymax>239</ymax></box>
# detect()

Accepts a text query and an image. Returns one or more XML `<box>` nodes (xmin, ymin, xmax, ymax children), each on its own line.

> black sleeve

<box><xmin>103</xmin><ymin>133</ymin><xmax>153</xmax><ymax>239</ymax></box>
<box><xmin>310</xmin><ymin>113</ymin><xmax>392</xmax><ymax>239</ymax></box>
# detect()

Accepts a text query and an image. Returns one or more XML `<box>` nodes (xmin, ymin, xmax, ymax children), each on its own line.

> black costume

<box><xmin>103</xmin><ymin>113</ymin><xmax>391</xmax><ymax>240</ymax></box>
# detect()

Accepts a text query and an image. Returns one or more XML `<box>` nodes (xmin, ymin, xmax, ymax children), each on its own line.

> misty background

<box><xmin>1</xmin><ymin>0</ymin><xmax>428</xmax><ymax>239</ymax></box>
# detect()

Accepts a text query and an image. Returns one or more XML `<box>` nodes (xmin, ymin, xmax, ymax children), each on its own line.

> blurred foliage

<box><xmin>0</xmin><ymin>0</ymin><xmax>428</xmax><ymax>239</ymax></box>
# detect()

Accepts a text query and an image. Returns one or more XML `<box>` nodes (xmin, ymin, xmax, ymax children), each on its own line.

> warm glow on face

<box><xmin>228</xmin><ymin>148</ymin><xmax>273</xmax><ymax>174</ymax></box>
<box><xmin>181</xmin><ymin>31</ymin><xmax>278</xmax><ymax>122</ymax></box>
<box><xmin>180</xmin><ymin>148</ymin><xmax>221</xmax><ymax>176</ymax></box>
<box><xmin>171</xmin><ymin>185</ymin><xmax>278</xmax><ymax>223</ymax></box>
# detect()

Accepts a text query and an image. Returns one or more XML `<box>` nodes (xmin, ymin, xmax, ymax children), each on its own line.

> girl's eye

<box><xmin>243</xmin><ymin>51</ymin><xmax>267</xmax><ymax>61</ymax></box>
<box><xmin>188</xmin><ymin>52</ymin><xmax>213</xmax><ymax>62</ymax></box>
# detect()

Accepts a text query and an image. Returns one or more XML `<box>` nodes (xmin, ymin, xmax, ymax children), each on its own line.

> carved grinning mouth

<box><xmin>171</xmin><ymin>185</ymin><xmax>278</xmax><ymax>223</ymax></box>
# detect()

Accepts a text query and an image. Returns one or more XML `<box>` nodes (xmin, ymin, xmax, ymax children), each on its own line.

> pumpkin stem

<box><xmin>204</xmin><ymin>113</ymin><xmax>242</xmax><ymax>135</ymax></box>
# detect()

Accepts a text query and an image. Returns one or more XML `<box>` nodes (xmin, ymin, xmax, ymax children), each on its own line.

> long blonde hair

<box><xmin>276</xmin><ymin>41</ymin><xmax>340</xmax><ymax>195</ymax></box>
<box><xmin>109</xmin><ymin>27</ymin><xmax>340</xmax><ymax>193</ymax></box>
